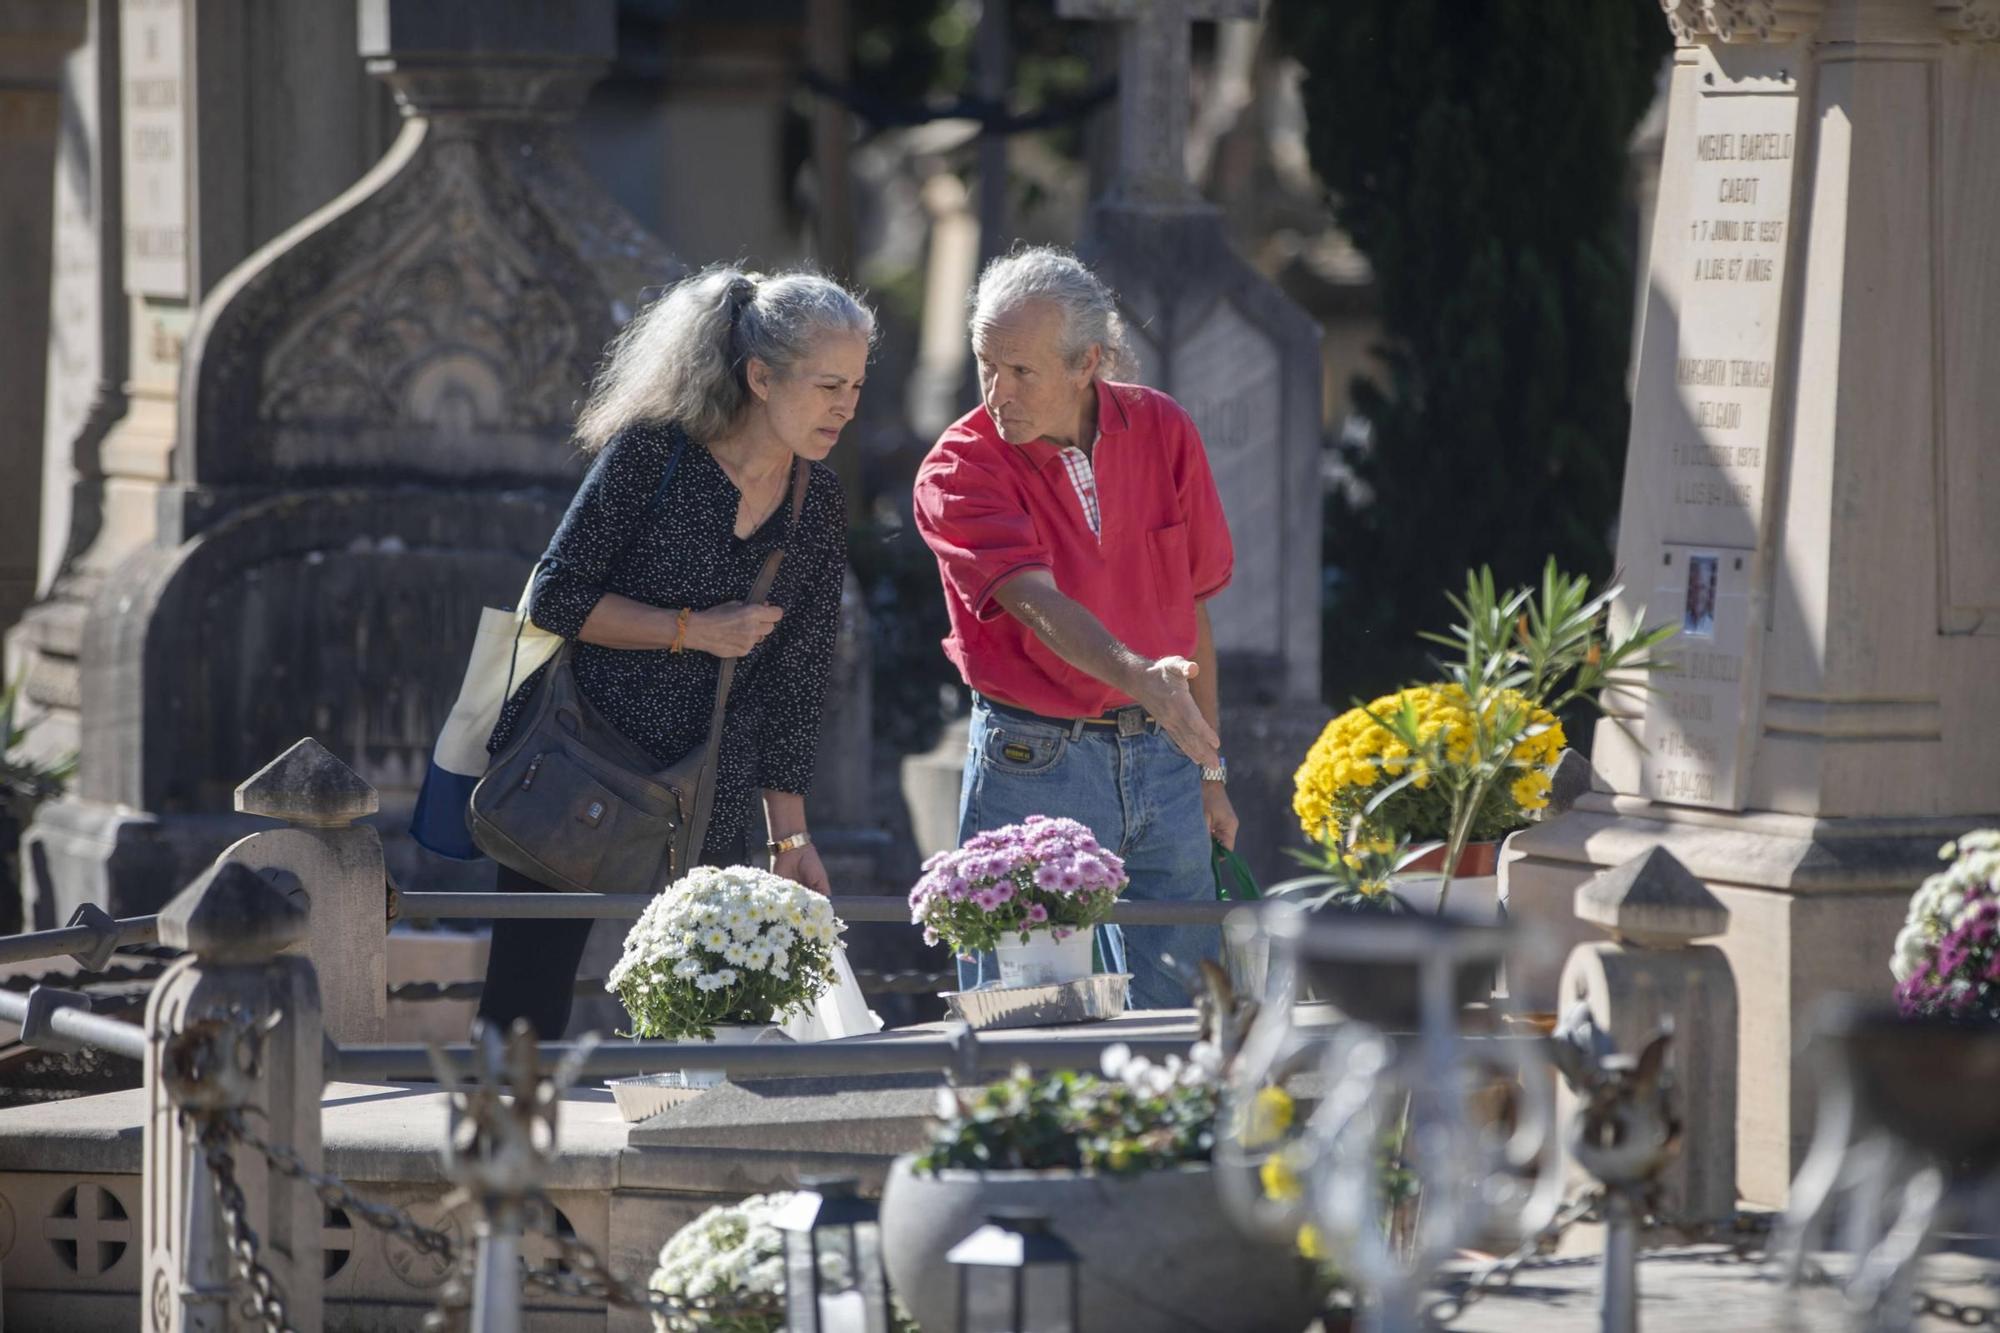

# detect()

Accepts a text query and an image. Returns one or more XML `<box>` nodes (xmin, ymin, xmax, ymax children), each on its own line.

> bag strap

<box><xmin>683</xmin><ymin>456</ymin><xmax>813</xmax><ymax>859</ymax></box>
<box><xmin>501</xmin><ymin>428</ymin><xmax>692</xmax><ymax>706</ymax></box>
<box><xmin>1213</xmin><ymin>840</ymin><xmax>1262</xmax><ymax>902</ymax></box>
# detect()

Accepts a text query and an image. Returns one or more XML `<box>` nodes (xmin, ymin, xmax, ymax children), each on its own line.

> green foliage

<box><xmin>1274</xmin><ymin>0</ymin><xmax>1671</xmax><ymax>703</ymax></box>
<box><xmin>1</xmin><ymin>673</ymin><xmax>74</xmax><ymax>827</ymax></box>
<box><xmin>917</xmin><ymin>1060</ymin><xmax>1219</xmax><ymax>1175</ymax></box>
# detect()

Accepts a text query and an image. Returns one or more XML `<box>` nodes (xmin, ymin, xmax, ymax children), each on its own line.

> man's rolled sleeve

<box><xmin>914</xmin><ymin>453</ymin><xmax>1051</xmax><ymax>621</ymax></box>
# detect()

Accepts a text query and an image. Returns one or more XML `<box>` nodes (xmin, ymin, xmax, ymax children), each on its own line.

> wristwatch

<box><xmin>1201</xmin><ymin>755</ymin><xmax>1228</xmax><ymax>785</ymax></box>
<box><xmin>767</xmin><ymin>831</ymin><xmax>813</xmax><ymax>856</ymax></box>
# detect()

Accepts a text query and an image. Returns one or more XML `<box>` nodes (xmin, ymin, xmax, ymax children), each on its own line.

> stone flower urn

<box><xmin>880</xmin><ymin>1155</ymin><xmax>1323</xmax><ymax>1333</ymax></box>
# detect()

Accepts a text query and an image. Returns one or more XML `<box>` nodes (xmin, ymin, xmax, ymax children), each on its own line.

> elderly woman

<box><xmin>477</xmin><ymin>265</ymin><xmax>873</xmax><ymax>1039</ymax></box>
<box><xmin>913</xmin><ymin>246</ymin><xmax>1236</xmax><ymax>1009</ymax></box>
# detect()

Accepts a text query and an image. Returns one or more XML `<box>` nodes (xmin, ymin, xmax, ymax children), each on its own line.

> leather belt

<box><xmin>977</xmin><ymin>695</ymin><xmax>1159</xmax><ymax>740</ymax></box>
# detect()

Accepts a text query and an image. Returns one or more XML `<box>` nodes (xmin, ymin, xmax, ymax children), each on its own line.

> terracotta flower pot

<box><xmin>880</xmin><ymin>1156</ymin><xmax>1324</xmax><ymax>1333</ymax></box>
<box><xmin>1403</xmin><ymin>839</ymin><xmax>1502</xmax><ymax>878</ymax></box>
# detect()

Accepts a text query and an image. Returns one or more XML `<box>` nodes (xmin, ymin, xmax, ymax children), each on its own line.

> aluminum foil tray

<box><xmin>942</xmin><ymin>973</ymin><xmax>1131</xmax><ymax>1030</ymax></box>
<box><xmin>607</xmin><ymin>1072</ymin><xmax>719</xmax><ymax>1123</ymax></box>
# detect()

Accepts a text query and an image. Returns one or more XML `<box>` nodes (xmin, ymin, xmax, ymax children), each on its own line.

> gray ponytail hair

<box><xmin>968</xmin><ymin>246</ymin><xmax>1134</xmax><ymax>380</ymax></box>
<box><xmin>575</xmin><ymin>264</ymin><xmax>876</xmax><ymax>452</ymax></box>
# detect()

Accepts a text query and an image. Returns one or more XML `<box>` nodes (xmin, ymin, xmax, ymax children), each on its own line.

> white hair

<box><xmin>575</xmin><ymin>264</ymin><xmax>876</xmax><ymax>451</ymax></box>
<box><xmin>968</xmin><ymin>245</ymin><xmax>1134</xmax><ymax>380</ymax></box>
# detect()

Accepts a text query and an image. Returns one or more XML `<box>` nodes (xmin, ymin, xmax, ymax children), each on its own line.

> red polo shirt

<box><xmin>913</xmin><ymin>379</ymin><xmax>1235</xmax><ymax>718</ymax></box>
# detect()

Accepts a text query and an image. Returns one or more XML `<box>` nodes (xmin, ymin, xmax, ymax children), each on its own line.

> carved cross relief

<box><xmin>1056</xmin><ymin>0</ymin><xmax>1260</xmax><ymax>204</ymax></box>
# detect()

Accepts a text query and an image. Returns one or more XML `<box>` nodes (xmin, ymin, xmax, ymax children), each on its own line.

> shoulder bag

<box><xmin>468</xmin><ymin>455</ymin><xmax>811</xmax><ymax>893</ymax></box>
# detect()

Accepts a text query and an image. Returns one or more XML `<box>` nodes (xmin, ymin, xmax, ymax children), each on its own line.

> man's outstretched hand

<box><xmin>1131</xmin><ymin>656</ymin><xmax>1221</xmax><ymax>768</ymax></box>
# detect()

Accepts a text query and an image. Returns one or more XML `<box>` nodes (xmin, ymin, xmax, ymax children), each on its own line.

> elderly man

<box><xmin>913</xmin><ymin>246</ymin><xmax>1237</xmax><ymax>1009</ymax></box>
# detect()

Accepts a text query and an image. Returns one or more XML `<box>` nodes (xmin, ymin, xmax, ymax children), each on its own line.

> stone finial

<box><xmin>235</xmin><ymin>738</ymin><xmax>378</xmax><ymax>828</ymax></box>
<box><xmin>158</xmin><ymin>861</ymin><xmax>309</xmax><ymax>962</ymax></box>
<box><xmin>1547</xmin><ymin>749</ymin><xmax>1602</xmax><ymax>816</ymax></box>
<box><xmin>1575</xmin><ymin>846</ymin><xmax>1728</xmax><ymax>948</ymax></box>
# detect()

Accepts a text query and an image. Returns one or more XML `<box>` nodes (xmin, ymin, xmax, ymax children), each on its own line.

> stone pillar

<box><xmin>0</xmin><ymin>2</ymin><xmax>88</xmax><ymax>640</ymax></box>
<box><xmin>10</xmin><ymin>0</ymin><xmax>385</xmax><ymax>760</ymax></box>
<box><xmin>1056</xmin><ymin>0</ymin><xmax>1326</xmax><ymax>888</ymax></box>
<box><xmin>1557</xmin><ymin>846</ymin><xmax>1738</xmax><ymax>1225</ymax></box>
<box><xmin>6</xmin><ymin>0</ymin><xmax>125</xmax><ymax>759</ymax></box>
<box><xmin>142</xmin><ymin>858</ymin><xmax>324</xmax><ymax>1332</ymax></box>
<box><xmin>218</xmin><ymin>738</ymin><xmax>386</xmax><ymax>1045</ymax></box>
<box><xmin>1509</xmin><ymin>0</ymin><xmax>2000</xmax><ymax>1205</ymax></box>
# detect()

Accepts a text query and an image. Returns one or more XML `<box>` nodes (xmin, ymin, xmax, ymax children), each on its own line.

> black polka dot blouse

<box><xmin>488</xmin><ymin>420</ymin><xmax>847</xmax><ymax>862</ymax></box>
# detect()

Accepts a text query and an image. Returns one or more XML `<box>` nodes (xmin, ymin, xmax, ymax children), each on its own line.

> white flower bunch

<box><xmin>609</xmin><ymin>865</ymin><xmax>843</xmax><ymax>1040</ymax></box>
<box><xmin>1892</xmin><ymin>830</ymin><xmax>2000</xmax><ymax>984</ymax></box>
<box><xmin>1098</xmin><ymin>1040</ymin><xmax>1223</xmax><ymax>1096</ymax></box>
<box><xmin>648</xmin><ymin>1192</ymin><xmax>877</xmax><ymax>1333</ymax></box>
<box><xmin>648</xmin><ymin>1193</ymin><xmax>790</xmax><ymax>1333</ymax></box>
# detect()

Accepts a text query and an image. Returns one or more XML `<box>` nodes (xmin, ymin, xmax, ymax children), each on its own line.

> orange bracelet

<box><xmin>670</xmin><ymin>607</ymin><xmax>691</xmax><ymax>653</ymax></box>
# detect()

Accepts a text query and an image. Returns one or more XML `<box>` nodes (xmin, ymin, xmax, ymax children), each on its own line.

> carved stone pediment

<box><xmin>1938</xmin><ymin>0</ymin><xmax>2000</xmax><ymax>39</ymax></box>
<box><xmin>180</xmin><ymin>33</ymin><xmax>677</xmax><ymax>498</ymax></box>
<box><xmin>1661</xmin><ymin>0</ymin><xmax>1825</xmax><ymax>43</ymax></box>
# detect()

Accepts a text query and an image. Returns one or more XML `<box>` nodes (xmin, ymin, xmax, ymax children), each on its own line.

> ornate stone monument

<box><xmin>27</xmin><ymin>0</ymin><xmax>680</xmax><ymax>918</ymax></box>
<box><xmin>1508</xmin><ymin>0</ymin><xmax>2000</xmax><ymax>1204</ymax></box>
<box><xmin>1057</xmin><ymin>0</ymin><xmax>1327</xmax><ymax>880</ymax></box>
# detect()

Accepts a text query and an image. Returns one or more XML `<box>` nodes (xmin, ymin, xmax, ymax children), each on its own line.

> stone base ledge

<box><xmin>1517</xmin><ymin>793</ymin><xmax>1994</xmax><ymax>894</ymax></box>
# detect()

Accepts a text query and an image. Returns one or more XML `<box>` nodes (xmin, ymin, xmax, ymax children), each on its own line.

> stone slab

<box><xmin>625</xmin><ymin>1072</ymin><xmax>941</xmax><ymax>1153</ymax></box>
<box><xmin>1439</xmin><ymin>1246</ymin><xmax>2000</xmax><ymax>1333</ymax></box>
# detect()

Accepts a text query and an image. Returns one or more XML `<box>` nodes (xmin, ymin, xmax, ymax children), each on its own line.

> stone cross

<box><xmin>1055</xmin><ymin>0</ymin><xmax>1259</xmax><ymax>205</ymax></box>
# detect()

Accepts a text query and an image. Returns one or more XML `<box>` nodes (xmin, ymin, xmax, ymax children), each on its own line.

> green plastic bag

<box><xmin>1212</xmin><ymin>840</ymin><xmax>1261</xmax><ymax>902</ymax></box>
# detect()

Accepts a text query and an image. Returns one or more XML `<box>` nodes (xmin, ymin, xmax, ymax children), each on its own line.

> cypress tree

<box><xmin>1276</xmin><ymin>0</ymin><xmax>1670</xmax><ymax>702</ymax></box>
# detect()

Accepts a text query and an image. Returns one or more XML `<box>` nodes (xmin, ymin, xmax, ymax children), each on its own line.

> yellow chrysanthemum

<box><xmin>1297</xmin><ymin>1223</ymin><xmax>1326</xmax><ymax>1261</ymax></box>
<box><xmin>1294</xmin><ymin>683</ymin><xmax>1567</xmax><ymax>846</ymax></box>
<box><xmin>1260</xmin><ymin>1153</ymin><xmax>1303</xmax><ymax>1203</ymax></box>
<box><xmin>1243</xmin><ymin>1086</ymin><xmax>1295</xmax><ymax>1148</ymax></box>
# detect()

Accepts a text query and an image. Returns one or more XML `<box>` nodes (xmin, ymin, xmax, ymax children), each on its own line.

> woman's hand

<box><xmin>687</xmin><ymin>601</ymin><xmax>783</xmax><ymax>658</ymax></box>
<box><xmin>773</xmin><ymin>842</ymin><xmax>832</xmax><ymax>896</ymax></box>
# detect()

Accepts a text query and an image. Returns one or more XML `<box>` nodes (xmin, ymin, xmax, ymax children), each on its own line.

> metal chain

<box><xmin>1425</xmin><ymin>1188</ymin><xmax>1607</xmax><ymax>1325</ymax></box>
<box><xmin>217</xmin><ymin>1108</ymin><xmax>460</xmax><ymax>1264</ymax></box>
<box><xmin>1918</xmin><ymin>1291</ymin><xmax>2000</xmax><ymax>1328</ymax></box>
<box><xmin>513</xmin><ymin>1190</ymin><xmax>758</xmax><ymax>1321</ymax></box>
<box><xmin>197</xmin><ymin>1121</ymin><xmax>298</xmax><ymax>1333</ymax></box>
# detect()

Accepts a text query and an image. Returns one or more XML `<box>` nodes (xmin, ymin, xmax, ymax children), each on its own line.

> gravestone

<box><xmin>1058</xmin><ymin>0</ymin><xmax>1327</xmax><ymax>882</ymax></box>
<box><xmin>1507</xmin><ymin>0</ymin><xmax>2000</xmax><ymax>1205</ymax></box>
<box><xmin>26</xmin><ymin>0</ymin><xmax>680</xmax><ymax>921</ymax></box>
<box><xmin>0</xmin><ymin>2</ymin><xmax>88</xmax><ymax>640</ymax></box>
<box><xmin>9</xmin><ymin>0</ymin><xmax>389</xmax><ymax>763</ymax></box>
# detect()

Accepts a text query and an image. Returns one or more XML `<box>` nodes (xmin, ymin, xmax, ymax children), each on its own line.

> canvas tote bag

<box><xmin>409</xmin><ymin>570</ymin><xmax>565</xmax><ymax>859</ymax></box>
<box><xmin>468</xmin><ymin>457</ymin><xmax>811</xmax><ymax>893</ymax></box>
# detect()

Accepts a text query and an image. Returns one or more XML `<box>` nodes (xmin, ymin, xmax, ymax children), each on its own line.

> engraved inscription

<box><xmin>121</xmin><ymin>0</ymin><xmax>189</xmax><ymax>298</ymax></box>
<box><xmin>1663</xmin><ymin>94</ymin><xmax>1799</xmax><ymax>535</ymax></box>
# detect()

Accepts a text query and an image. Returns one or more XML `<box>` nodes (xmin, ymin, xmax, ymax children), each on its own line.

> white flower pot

<box><xmin>993</xmin><ymin>928</ymin><xmax>1094</xmax><ymax>987</ymax></box>
<box><xmin>607</xmin><ymin>1023</ymin><xmax>788</xmax><ymax>1123</ymax></box>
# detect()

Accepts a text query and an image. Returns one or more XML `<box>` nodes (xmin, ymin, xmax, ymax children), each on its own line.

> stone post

<box><xmin>142</xmin><ymin>858</ymin><xmax>324</xmax><ymax>1332</ymax></box>
<box><xmin>1557</xmin><ymin>846</ymin><xmax>1738</xmax><ymax>1224</ymax></box>
<box><xmin>218</xmin><ymin>738</ymin><xmax>386</xmax><ymax>1046</ymax></box>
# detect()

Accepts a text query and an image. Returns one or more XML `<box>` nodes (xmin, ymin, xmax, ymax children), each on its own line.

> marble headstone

<box><xmin>1508</xmin><ymin>0</ymin><xmax>2000</xmax><ymax>1206</ymax></box>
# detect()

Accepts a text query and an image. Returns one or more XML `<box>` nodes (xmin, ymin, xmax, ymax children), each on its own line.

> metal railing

<box><xmin>393</xmin><ymin>890</ymin><xmax>1245</xmax><ymax>927</ymax></box>
<box><xmin>0</xmin><ymin>903</ymin><xmax>159</xmax><ymax>969</ymax></box>
<box><xmin>327</xmin><ymin>1028</ymin><xmax>1193</xmax><ymax>1083</ymax></box>
<box><xmin>0</xmin><ymin>986</ymin><xmax>148</xmax><ymax>1061</ymax></box>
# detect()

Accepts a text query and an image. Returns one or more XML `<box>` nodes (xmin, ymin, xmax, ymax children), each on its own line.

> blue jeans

<box><xmin>955</xmin><ymin>699</ymin><xmax>1218</xmax><ymax>1010</ymax></box>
